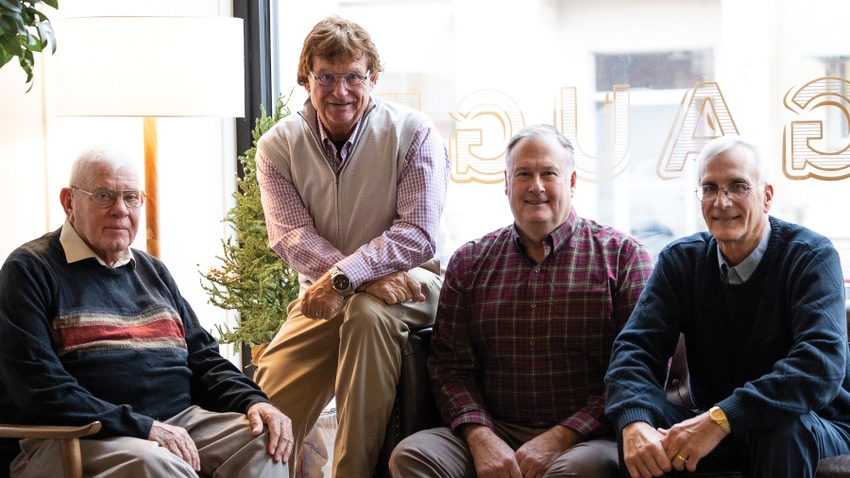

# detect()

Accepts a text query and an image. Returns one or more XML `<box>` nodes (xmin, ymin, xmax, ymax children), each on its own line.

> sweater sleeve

<box><xmin>0</xmin><ymin>255</ymin><xmax>152</xmax><ymax>439</ymax></box>
<box><xmin>717</xmin><ymin>237</ymin><xmax>847</xmax><ymax>435</ymax></box>
<box><xmin>182</xmin><ymin>299</ymin><xmax>270</xmax><ymax>414</ymax></box>
<box><xmin>140</xmin><ymin>257</ymin><xmax>270</xmax><ymax>415</ymax></box>
<box><xmin>604</xmin><ymin>243</ymin><xmax>687</xmax><ymax>430</ymax></box>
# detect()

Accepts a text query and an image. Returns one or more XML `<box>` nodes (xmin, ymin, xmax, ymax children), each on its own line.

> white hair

<box><xmin>69</xmin><ymin>145</ymin><xmax>138</xmax><ymax>187</ymax></box>
<box><xmin>695</xmin><ymin>135</ymin><xmax>772</xmax><ymax>184</ymax></box>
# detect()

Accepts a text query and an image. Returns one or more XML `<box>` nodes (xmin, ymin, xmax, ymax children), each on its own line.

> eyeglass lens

<box><xmin>74</xmin><ymin>186</ymin><xmax>145</xmax><ymax>208</ymax></box>
<box><xmin>312</xmin><ymin>70</ymin><xmax>370</xmax><ymax>87</ymax></box>
<box><xmin>696</xmin><ymin>183</ymin><xmax>751</xmax><ymax>201</ymax></box>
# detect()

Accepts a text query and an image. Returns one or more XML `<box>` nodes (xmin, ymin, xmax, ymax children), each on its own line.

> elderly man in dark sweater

<box><xmin>0</xmin><ymin>145</ymin><xmax>292</xmax><ymax>477</ymax></box>
<box><xmin>605</xmin><ymin>135</ymin><xmax>850</xmax><ymax>478</ymax></box>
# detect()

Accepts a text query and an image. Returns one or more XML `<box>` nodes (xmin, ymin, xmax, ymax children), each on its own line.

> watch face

<box><xmin>710</xmin><ymin>407</ymin><xmax>724</xmax><ymax>420</ymax></box>
<box><xmin>333</xmin><ymin>274</ymin><xmax>350</xmax><ymax>291</ymax></box>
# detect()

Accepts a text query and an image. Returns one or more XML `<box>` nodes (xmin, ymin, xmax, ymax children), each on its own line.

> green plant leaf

<box><xmin>0</xmin><ymin>15</ymin><xmax>17</xmax><ymax>35</ymax></box>
<box><xmin>0</xmin><ymin>10</ymin><xmax>25</xmax><ymax>34</ymax></box>
<box><xmin>0</xmin><ymin>27</ymin><xmax>20</xmax><ymax>52</ymax></box>
<box><xmin>34</xmin><ymin>18</ymin><xmax>53</xmax><ymax>52</ymax></box>
<box><xmin>17</xmin><ymin>47</ymin><xmax>33</xmax><ymax>84</ymax></box>
<box><xmin>0</xmin><ymin>49</ymin><xmax>12</xmax><ymax>68</ymax></box>
<box><xmin>24</xmin><ymin>31</ymin><xmax>39</xmax><ymax>49</ymax></box>
<box><xmin>0</xmin><ymin>0</ymin><xmax>22</xmax><ymax>12</ymax></box>
<box><xmin>0</xmin><ymin>0</ymin><xmax>57</xmax><ymax>88</ymax></box>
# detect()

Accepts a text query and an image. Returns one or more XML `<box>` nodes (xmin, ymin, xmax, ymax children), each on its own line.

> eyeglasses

<box><xmin>694</xmin><ymin>182</ymin><xmax>759</xmax><ymax>202</ymax></box>
<box><xmin>72</xmin><ymin>186</ymin><xmax>146</xmax><ymax>208</ymax></box>
<box><xmin>309</xmin><ymin>70</ymin><xmax>371</xmax><ymax>88</ymax></box>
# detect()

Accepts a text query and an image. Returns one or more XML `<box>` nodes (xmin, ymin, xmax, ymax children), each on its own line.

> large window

<box><xmin>271</xmin><ymin>0</ymin><xmax>850</xmax><ymax>274</ymax></box>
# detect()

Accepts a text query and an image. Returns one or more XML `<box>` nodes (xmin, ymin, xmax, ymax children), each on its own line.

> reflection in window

<box><xmin>595</xmin><ymin>51</ymin><xmax>713</xmax><ymax>90</ymax></box>
<box><xmin>593</xmin><ymin>50</ymin><xmax>713</xmax><ymax>255</ymax></box>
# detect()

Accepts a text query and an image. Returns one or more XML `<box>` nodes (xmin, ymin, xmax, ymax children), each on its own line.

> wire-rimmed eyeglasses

<box><xmin>71</xmin><ymin>186</ymin><xmax>146</xmax><ymax>208</ymax></box>
<box><xmin>309</xmin><ymin>70</ymin><xmax>371</xmax><ymax>88</ymax></box>
<box><xmin>694</xmin><ymin>182</ymin><xmax>760</xmax><ymax>202</ymax></box>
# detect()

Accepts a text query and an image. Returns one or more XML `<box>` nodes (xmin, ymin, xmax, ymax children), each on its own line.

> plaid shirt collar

<box><xmin>510</xmin><ymin>207</ymin><xmax>579</xmax><ymax>258</ymax></box>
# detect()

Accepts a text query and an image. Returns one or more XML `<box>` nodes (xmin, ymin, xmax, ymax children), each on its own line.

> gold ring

<box><xmin>676</xmin><ymin>454</ymin><xmax>688</xmax><ymax>463</ymax></box>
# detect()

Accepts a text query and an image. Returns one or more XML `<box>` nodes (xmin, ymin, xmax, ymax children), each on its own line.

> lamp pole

<box><xmin>143</xmin><ymin>117</ymin><xmax>159</xmax><ymax>257</ymax></box>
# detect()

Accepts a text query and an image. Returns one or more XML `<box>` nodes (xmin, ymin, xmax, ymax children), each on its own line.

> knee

<box><xmin>544</xmin><ymin>439</ymin><xmax>619</xmax><ymax>478</ymax></box>
<box><xmin>390</xmin><ymin>428</ymin><xmax>470</xmax><ymax>477</ymax></box>
<box><xmin>343</xmin><ymin>295</ymin><xmax>407</xmax><ymax>340</ymax></box>
<box><xmin>389</xmin><ymin>434</ymin><xmax>426</xmax><ymax>475</ymax></box>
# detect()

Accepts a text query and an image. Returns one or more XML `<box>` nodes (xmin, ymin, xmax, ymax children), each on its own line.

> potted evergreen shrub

<box><xmin>201</xmin><ymin>93</ymin><xmax>299</xmax><ymax>365</ymax></box>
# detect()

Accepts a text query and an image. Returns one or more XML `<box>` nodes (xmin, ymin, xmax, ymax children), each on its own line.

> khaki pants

<box><xmin>390</xmin><ymin>423</ymin><xmax>619</xmax><ymax>478</ymax></box>
<box><xmin>255</xmin><ymin>260</ymin><xmax>441</xmax><ymax>477</ymax></box>
<box><xmin>10</xmin><ymin>406</ymin><xmax>288</xmax><ymax>478</ymax></box>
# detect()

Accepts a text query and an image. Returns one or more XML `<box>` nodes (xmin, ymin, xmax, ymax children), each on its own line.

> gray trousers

<box><xmin>390</xmin><ymin>422</ymin><xmax>619</xmax><ymax>478</ymax></box>
<box><xmin>10</xmin><ymin>406</ymin><xmax>288</xmax><ymax>478</ymax></box>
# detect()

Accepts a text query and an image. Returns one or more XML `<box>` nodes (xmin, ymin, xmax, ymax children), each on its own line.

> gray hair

<box><xmin>505</xmin><ymin>124</ymin><xmax>575</xmax><ymax>172</ymax></box>
<box><xmin>695</xmin><ymin>135</ymin><xmax>771</xmax><ymax>184</ymax></box>
<box><xmin>69</xmin><ymin>145</ymin><xmax>138</xmax><ymax>188</ymax></box>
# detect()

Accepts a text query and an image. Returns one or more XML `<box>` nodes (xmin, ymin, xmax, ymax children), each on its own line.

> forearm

<box><xmin>256</xmin><ymin>154</ymin><xmax>345</xmax><ymax>282</ymax></box>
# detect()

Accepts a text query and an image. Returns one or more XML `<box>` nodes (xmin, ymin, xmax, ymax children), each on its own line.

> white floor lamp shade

<box><xmin>54</xmin><ymin>16</ymin><xmax>246</xmax><ymax>256</ymax></box>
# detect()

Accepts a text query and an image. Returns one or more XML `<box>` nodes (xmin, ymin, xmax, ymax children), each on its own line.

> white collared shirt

<box><xmin>59</xmin><ymin>218</ymin><xmax>135</xmax><ymax>269</ymax></box>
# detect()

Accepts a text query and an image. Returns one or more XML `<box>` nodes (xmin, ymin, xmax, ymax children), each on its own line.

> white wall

<box><xmin>0</xmin><ymin>0</ymin><xmax>242</xmax><ymax>363</ymax></box>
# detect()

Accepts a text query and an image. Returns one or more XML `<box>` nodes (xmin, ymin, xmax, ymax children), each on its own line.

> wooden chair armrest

<box><xmin>0</xmin><ymin>421</ymin><xmax>101</xmax><ymax>439</ymax></box>
<box><xmin>0</xmin><ymin>422</ymin><xmax>100</xmax><ymax>478</ymax></box>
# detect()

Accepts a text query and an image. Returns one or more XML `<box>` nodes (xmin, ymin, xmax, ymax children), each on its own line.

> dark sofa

<box><xmin>375</xmin><ymin>316</ymin><xmax>850</xmax><ymax>478</ymax></box>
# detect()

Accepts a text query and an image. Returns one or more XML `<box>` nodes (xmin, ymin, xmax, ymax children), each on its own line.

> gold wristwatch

<box><xmin>709</xmin><ymin>406</ymin><xmax>731</xmax><ymax>435</ymax></box>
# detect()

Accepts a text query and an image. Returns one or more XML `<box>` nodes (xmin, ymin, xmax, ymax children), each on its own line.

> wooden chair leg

<box><xmin>58</xmin><ymin>438</ymin><xmax>83</xmax><ymax>478</ymax></box>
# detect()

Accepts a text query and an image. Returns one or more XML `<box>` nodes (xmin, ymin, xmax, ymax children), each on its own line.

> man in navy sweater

<box><xmin>0</xmin><ymin>145</ymin><xmax>293</xmax><ymax>477</ymax></box>
<box><xmin>604</xmin><ymin>135</ymin><xmax>850</xmax><ymax>478</ymax></box>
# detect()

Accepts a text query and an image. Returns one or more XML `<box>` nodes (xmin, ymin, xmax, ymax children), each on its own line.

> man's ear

<box><xmin>763</xmin><ymin>183</ymin><xmax>774</xmax><ymax>213</ymax></box>
<box><xmin>569</xmin><ymin>170</ymin><xmax>577</xmax><ymax>197</ymax></box>
<box><xmin>60</xmin><ymin>188</ymin><xmax>74</xmax><ymax>218</ymax></box>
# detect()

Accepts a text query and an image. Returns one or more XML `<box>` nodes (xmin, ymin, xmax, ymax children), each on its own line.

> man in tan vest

<box><xmin>253</xmin><ymin>15</ymin><xmax>450</xmax><ymax>477</ymax></box>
